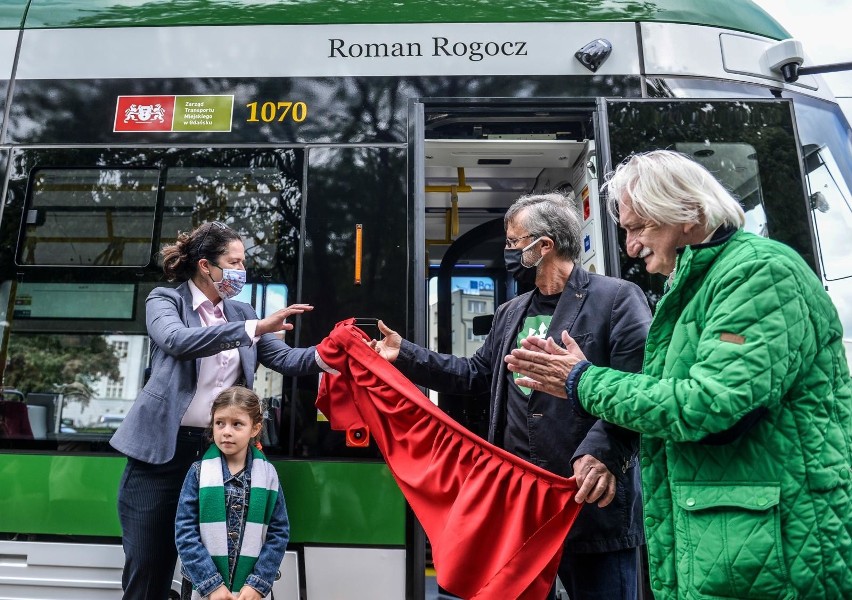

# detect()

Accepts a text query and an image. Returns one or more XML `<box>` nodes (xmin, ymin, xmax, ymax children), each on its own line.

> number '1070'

<box><xmin>245</xmin><ymin>101</ymin><xmax>308</xmax><ymax>122</ymax></box>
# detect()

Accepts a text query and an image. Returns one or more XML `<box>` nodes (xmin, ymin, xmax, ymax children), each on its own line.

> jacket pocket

<box><xmin>673</xmin><ymin>483</ymin><xmax>795</xmax><ymax>599</ymax></box>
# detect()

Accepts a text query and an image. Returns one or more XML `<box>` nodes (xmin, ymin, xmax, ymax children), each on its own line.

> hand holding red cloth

<box><xmin>315</xmin><ymin>319</ymin><xmax>583</xmax><ymax>600</ymax></box>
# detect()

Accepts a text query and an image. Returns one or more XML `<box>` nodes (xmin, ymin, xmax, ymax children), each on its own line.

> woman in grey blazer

<box><xmin>109</xmin><ymin>221</ymin><xmax>323</xmax><ymax>600</ymax></box>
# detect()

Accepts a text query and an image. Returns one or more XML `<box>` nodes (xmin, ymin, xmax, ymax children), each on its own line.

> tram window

<box><xmin>1</xmin><ymin>330</ymin><xmax>147</xmax><ymax>445</ymax></box>
<box><xmin>783</xmin><ymin>94</ymin><xmax>852</xmax><ymax>354</ymax></box>
<box><xmin>162</xmin><ymin>163</ymin><xmax>302</xmax><ymax>273</ymax></box>
<box><xmin>805</xmin><ymin>144</ymin><xmax>852</xmax><ymax>281</ymax></box>
<box><xmin>230</xmin><ymin>282</ymin><xmax>288</xmax><ymax>316</ymax></box>
<box><xmin>19</xmin><ymin>168</ymin><xmax>159</xmax><ymax>266</ymax></box>
<box><xmin>605</xmin><ymin>99</ymin><xmax>812</xmax><ymax>310</ymax></box>
<box><xmin>427</xmin><ymin>276</ymin><xmax>495</xmax><ymax>357</ymax></box>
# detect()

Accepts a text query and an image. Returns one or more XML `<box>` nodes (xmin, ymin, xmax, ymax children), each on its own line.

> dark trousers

<box><xmin>118</xmin><ymin>427</ymin><xmax>208</xmax><ymax>600</ymax></box>
<box><xmin>555</xmin><ymin>546</ymin><xmax>639</xmax><ymax>600</ymax></box>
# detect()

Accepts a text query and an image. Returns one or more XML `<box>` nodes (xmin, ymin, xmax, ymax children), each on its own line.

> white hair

<box><xmin>603</xmin><ymin>150</ymin><xmax>746</xmax><ymax>231</ymax></box>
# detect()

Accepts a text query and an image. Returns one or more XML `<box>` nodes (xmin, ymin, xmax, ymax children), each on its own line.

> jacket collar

<box><xmin>502</xmin><ymin>262</ymin><xmax>589</xmax><ymax>350</ymax></box>
<box><xmin>676</xmin><ymin>224</ymin><xmax>738</xmax><ymax>256</ymax></box>
<box><xmin>669</xmin><ymin>227</ymin><xmax>742</xmax><ymax>296</ymax></box>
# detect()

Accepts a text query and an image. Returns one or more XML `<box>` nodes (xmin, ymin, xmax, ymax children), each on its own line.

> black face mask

<box><xmin>504</xmin><ymin>248</ymin><xmax>538</xmax><ymax>286</ymax></box>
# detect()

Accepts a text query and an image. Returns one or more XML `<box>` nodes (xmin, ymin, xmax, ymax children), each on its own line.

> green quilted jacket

<box><xmin>577</xmin><ymin>230</ymin><xmax>852</xmax><ymax>599</ymax></box>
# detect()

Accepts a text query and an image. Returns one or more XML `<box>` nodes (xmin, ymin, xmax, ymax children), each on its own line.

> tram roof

<box><xmin>0</xmin><ymin>0</ymin><xmax>789</xmax><ymax>39</ymax></box>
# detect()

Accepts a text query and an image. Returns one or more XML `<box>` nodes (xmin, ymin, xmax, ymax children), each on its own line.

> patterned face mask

<box><xmin>211</xmin><ymin>267</ymin><xmax>246</xmax><ymax>300</ymax></box>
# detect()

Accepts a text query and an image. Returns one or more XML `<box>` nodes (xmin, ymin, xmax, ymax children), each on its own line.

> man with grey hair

<box><xmin>507</xmin><ymin>150</ymin><xmax>852</xmax><ymax>598</ymax></box>
<box><xmin>373</xmin><ymin>192</ymin><xmax>652</xmax><ymax>599</ymax></box>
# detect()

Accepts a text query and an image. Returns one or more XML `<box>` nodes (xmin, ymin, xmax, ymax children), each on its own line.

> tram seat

<box><xmin>27</xmin><ymin>393</ymin><xmax>58</xmax><ymax>438</ymax></box>
<box><xmin>0</xmin><ymin>398</ymin><xmax>34</xmax><ymax>439</ymax></box>
<box><xmin>27</xmin><ymin>405</ymin><xmax>48</xmax><ymax>439</ymax></box>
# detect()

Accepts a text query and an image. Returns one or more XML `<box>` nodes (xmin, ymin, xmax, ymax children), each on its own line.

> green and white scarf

<box><xmin>198</xmin><ymin>444</ymin><xmax>279</xmax><ymax>593</ymax></box>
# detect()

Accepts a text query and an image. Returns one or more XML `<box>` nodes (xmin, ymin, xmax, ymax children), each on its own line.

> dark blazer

<box><xmin>396</xmin><ymin>265</ymin><xmax>651</xmax><ymax>552</ymax></box>
<box><xmin>110</xmin><ymin>282</ymin><xmax>320</xmax><ymax>465</ymax></box>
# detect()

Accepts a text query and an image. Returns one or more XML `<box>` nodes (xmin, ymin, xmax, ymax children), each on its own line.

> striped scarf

<box><xmin>198</xmin><ymin>444</ymin><xmax>279</xmax><ymax>592</ymax></box>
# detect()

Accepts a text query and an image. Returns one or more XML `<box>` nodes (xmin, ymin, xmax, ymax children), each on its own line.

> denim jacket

<box><xmin>175</xmin><ymin>450</ymin><xmax>290</xmax><ymax>598</ymax></box>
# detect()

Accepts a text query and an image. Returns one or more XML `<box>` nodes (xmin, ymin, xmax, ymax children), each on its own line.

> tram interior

<box><xmin>423</xmin><ymin>120</ymin><xmax>597</xmax><ymax>364</ymax></box>
<box><xmin>421</xmin><ymin>114</ymin><xmax>597</xmax><ymax>442</ymax></box>
<box><xmin>424</xmin><ymin>108</ymin><xmax>595</xmax><ymax>250</ymax></box>
<box><xmin>424</xmin><ymin>137</ymin><xmax>589</xmax><ymax>261</ymax></box>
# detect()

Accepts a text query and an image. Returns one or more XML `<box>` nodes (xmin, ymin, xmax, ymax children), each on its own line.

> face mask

<box><xmin>211</xmin><ymin>267</ymin><xmax>246</xmax><ymax>300</ymax></box>
<box><xmin>504</xmin><ymin>237</ymin><xmax>544</xmax><ymax>285</ymax></box>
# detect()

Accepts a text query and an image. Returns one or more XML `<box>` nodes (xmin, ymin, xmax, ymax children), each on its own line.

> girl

<box><xmin>176</xmin><ymin>386</ymin><xmax>288</xmax><ymax>600</ymax></box>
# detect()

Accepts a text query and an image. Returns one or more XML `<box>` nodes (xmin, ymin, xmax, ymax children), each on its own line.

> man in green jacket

<box><xmin>505</xmin><ymin>149</ymin><xmax>852</xmax><ymax>599</ymax></box>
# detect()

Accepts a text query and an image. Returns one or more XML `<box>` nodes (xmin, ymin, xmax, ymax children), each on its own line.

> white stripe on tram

<box><xmin>14</xmin><ymin>22</ymin><xmax>640</xmax><ymax>79</ymax></box>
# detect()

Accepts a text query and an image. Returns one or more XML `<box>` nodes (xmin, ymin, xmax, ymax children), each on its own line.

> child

<box><xmin>175</xmin><ymin>386</ymin><xmax>289</xmax><ymax>600</ymax></box>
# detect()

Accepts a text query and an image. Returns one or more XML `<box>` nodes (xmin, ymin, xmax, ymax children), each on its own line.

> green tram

<box><xmin>0</xmin><ymin>1</ymin><xmax>850</xmax><ymax>598</ymax></box>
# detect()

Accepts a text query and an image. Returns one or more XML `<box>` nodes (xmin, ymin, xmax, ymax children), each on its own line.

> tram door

<box><xmin>595</xmin><ymin>97</ymin><xmax>818</xmax><ymax>309</ymax></box>
<box><xmin>418</xmin><ymin>100</ymin><xmax>608</xmax><ymax>436</ymax></box>
<box><xmin>415</xmin><ymin>96</ymin><xmax>816</xmax><ymax>600</ymax></box>
<box><xmin>417</xmin><ymin>96</ymin><xmax>817</xmax><ymax>403</ymax></box>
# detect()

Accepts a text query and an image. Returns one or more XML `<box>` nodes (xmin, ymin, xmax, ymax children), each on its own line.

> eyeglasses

<box><xmin>505</xmin><ymin>234</ymin><xmax>535</xmax><ymax>248</ymax></box>
<box><xmin>198</xmin><ymin>221</ymin><xmax>228</xmax><ymax>250</ymax></box>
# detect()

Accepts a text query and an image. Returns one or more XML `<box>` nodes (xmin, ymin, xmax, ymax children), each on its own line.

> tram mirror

<box><xmin>472</xmin><ymin>314</ymin><xmax>494</xmax><ymax>336</ymax></box>
<box><xmin>810</xmin><ymin>191</ymin><xmax>830</xmax><ymax>213</ymax></box>
<box><xmin>802</xmin><ymin>144</ymin><xmax>823</xmax><ymax>174</ymax></box>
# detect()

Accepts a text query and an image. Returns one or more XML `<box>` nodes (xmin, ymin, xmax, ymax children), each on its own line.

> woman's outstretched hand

<box><xmin>257</xmin><ymin>303</ymin><xmax>314</xmax><ymax>336</ymax></box>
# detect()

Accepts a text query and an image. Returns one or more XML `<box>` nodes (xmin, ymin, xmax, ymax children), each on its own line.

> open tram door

<box><xmin>411</xmin><ymin>95</ymin><xmax>818</xmax><ymax>596</ymax></box>
<box><xmin>413</xmin><ymin>96</ymin><xmax>818</xmax><ymax>378</ymax></box>
<box><xmin>412</xmin><ymin>98</ymin><xmax>606</xmax><ymax>597</ymax></box>
<box><xmin>413</xmin><ymin>98</ymin><xmax>606</xmax><ymax>415</ymax></box>
<box><xmin>594</xmin><ymin>97</ymin><xmax>820</xmax><ymax>303</ymax></box>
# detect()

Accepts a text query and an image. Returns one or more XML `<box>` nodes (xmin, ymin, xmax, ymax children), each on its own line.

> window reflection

<box><xmin>674</xmin><ymin>142</ymin><xmax>768</xmax><ymax>237</ymax></box>
<box><xmin>162</xmin><ymin>159</ymin><xmax>301</xmax><ymax>274</ymax></box>
<box><xmin>803</xmin><ymin>144</ymin><xmax>852</xmax><ymax>281</ymax></box>
<box><xmin>606</xmin><ymin>98</ymin><xmax>811</xmax><ymax>310</ymax></box>
<box><xmin>649</xmin><ymin>78</ymin><xmax>852</xmax><ymax>366</ymax></box>
<box><xmin>19</xmin><ymin>168</ymin><xmax>159</xmax><ymax>266</ymax></box>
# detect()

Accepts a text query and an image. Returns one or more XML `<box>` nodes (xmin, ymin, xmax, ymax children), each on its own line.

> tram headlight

<box><xmin>574</xmin><ymin>39</ymin><xmax>612</xmax><ymax>73</ymax></box>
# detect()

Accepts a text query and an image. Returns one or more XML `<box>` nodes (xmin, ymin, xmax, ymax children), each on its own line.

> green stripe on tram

<box><xmin>0</xmin><ymin>454</ymin><xmax>405</xmax><ymax>546</ymax></box>
<box><xmin>19</xmin><ymin>0</ymin><xmax>789</xmax><ymax>40</ymax></box>
<box><xmin>0</xmin><ymin>0</ymin><xmax>27</xmax><ymax>29</ymax></box>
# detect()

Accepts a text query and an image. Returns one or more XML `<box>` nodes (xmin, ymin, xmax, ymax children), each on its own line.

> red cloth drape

<box><xmin>0</xmin><ymin>400</ymin><xmax>33</xmax><ymax>439</ymax></box>
<box><xmin>315</xmin><ymin>319</ymin><xmax>582</xmax><ymax>600</ymax></box>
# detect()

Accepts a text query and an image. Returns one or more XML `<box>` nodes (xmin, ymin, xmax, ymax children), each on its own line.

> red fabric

<box><xmin>316</xmin><ymin>319</ymin><xmax>583</xmax><ymax>600</ymax></box>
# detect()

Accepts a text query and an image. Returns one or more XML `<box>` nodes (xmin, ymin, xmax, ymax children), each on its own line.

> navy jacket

<box><xmin>110</xmin><ymin>282</ymin><xmax>320</xmax><ymax>465</ymax></box>
<box><xmin>396</xmin><ymin>265</ymin><xmax>651</xmax><ymax>552</ymax></box>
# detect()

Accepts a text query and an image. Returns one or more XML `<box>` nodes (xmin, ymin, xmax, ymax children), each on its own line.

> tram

<box><xmin>0</xmin><ymin>1</ymin><xmax>850</xmax><ymax>598</ymax></box>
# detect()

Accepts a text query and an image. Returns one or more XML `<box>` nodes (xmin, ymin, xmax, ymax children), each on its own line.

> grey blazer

<box><xmin>110</xmin><ymin>282</ymin><xmax>320</xmax><ymax>464</ymax></box>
